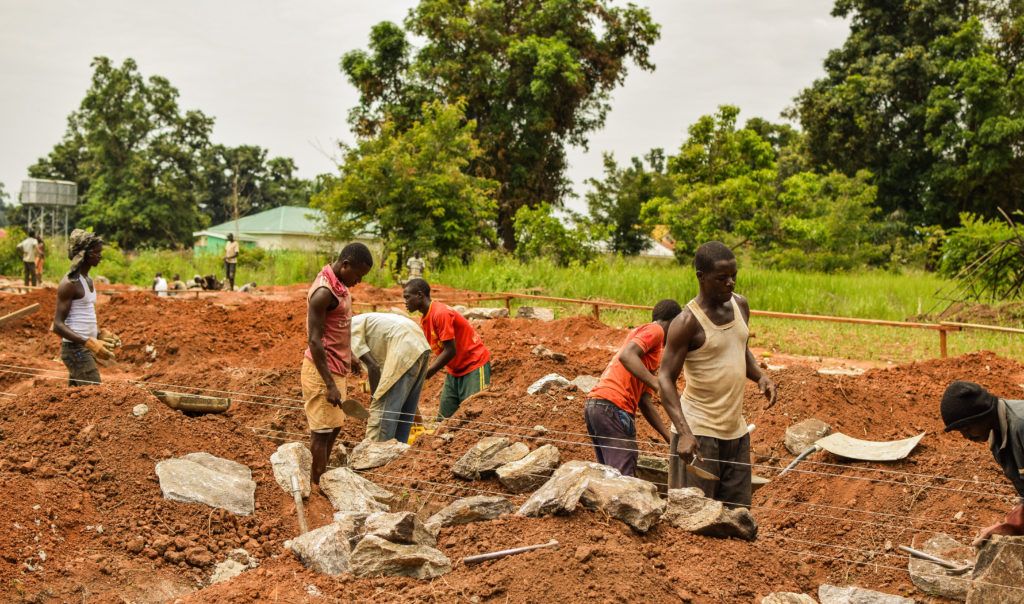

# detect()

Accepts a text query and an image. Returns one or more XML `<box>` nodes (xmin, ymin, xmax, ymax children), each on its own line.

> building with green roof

<box><xmin>193</xmin><ymin>206</ymin><xmax>327</xmax><ymax>253</ymax></box>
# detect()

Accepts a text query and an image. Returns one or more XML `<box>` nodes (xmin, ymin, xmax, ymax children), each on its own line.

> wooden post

<box><xmin>504</xmin><ymin>295</ymin><xmax>512</xmax><ymax>312</ymax></box>
<box><xmin>0</xmin><ymin>303</ymin><xmax>40</xmax><ymax>327</ymax></box>
<box><xmin>592</xmin><ymin>303</ymin><xmax>601</xmax><ymax>321</ymax></box>
<box><xmin>939</xmin><ymin>329</ymin><xmax>948</xmax><ymax>359</ymax></box>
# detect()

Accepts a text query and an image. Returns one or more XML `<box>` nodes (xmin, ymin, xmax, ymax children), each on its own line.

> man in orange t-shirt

<box><xmin>584</xmin><ymin>299</ymin><xmax>681</xmax><ymax>476</ymax></box>
<box><xmin>403</xmin><ymin>278</ymin><xmax>491</xmax><ymax>419</ymax></box>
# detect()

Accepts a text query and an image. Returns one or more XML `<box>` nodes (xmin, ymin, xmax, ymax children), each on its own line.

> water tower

<box><xmin>19</xmin><ymin>178</ymin><xmax>77</xmax><ymax>238</ymax></box>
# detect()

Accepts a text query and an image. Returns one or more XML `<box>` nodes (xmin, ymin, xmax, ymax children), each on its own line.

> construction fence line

<box><xmin>0</xmin><ymin>362</ymin><xmax>1018</xmax><ymax>496</ymax></box>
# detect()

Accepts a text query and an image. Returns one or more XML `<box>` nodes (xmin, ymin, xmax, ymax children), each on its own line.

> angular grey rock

<box><xmin>363</xmin><ymin>512</ymin><xmax>436</xmax><ymax>547</ymax></box>
<box><xmin>516</xmin><ymin>306</ymin><xmax>555</xmax><ymax>321</ymax></box>
<box><xmin>517</xmin><ymin>460</ymin><xmax>619</xmax><ymax>517</ymax></box>
<box><xmin>461</xmin><ymin>307</ymin><xmax>509</xmax><ymax>320</ymax></box>
<box><xmin>570</xmin><ymin>375</ymin><xmax>601</xmax><ymax>394</ymax></box>
<box><xmin>349</xmin><ymin>535</ymin><xmax>451</xmax><ymax>579</ymax></box>
<box><xmin>329</xmin><ymin>441</ymin><xmax>349</xmax><ymax>468</ymax></box>
<box><xmin>452</xmin><ymin>437</ymin><xmax>528</xmax><ymax>480</ymax></box>
<box><xmin>287</xmin><ymin>523</ymin><xmax>354</xmax><ymax>575</ymax></box>
<box><xmin>424</xmin><ymin>496</ymin><xmax>515</xmax><ymax>536</ymax></box>
<box><xmin>818</xmin><ymin>585</ymin><xmax>915</xmax><ymax>604</ymax></box>
<box><xmin>527</xmin><ymin>373</ymin><xmax>571</xmax><ymax>395</ymax></box>
<box><xmin>636</xmin><ymin>454</ymin><xmax>669</xmax><ymax>494</ymax></box>
<box><xmin>967</xmin><ymin>535</ymin><xmax>1024</xmax><ymax>604</ymax></box>
<box><xmin>271</xmin><ymin>442</ymin><xmax>313</xmax><ymax>498</ymax></box>
<box><xmin>349</xmin><ymin>439</ymin><xmax>409</xmax><ymax>471</ymax></box>
<box><xmin>319</xmin><ymin>467</ymin><xmax>393</xmax><ymax>514</ymax></box>
<box><xmin>496</xmin><ymin>444</ymin><xmax>561</xmax><ymax>493</ymax></box>
<box><xmin>531</xmin><ymin>345</ymin><xmax>567</xmax><ymax>363</ymax></box>
<box><xmin>908</xmin><ymin>533</ymin><xmax>972</xmax><ymax>601</ymax></box>
<box><xmin>662</xmin><ymin>488</ymin><xmax>757</xmax><ymax>541</ymax></box>
<box><xmin>762</xmin><ymin>594</ymin><xmax>817</xmax><ymax>604</ymax></box>
<box><xmin>155</xmin><ymin>454</ymin><xmax>256</xmax><ymax>515</ymax></box>
<box><xmin>580</xmin><ymin>473</ymin><xmax>666</xmax><ymax>532</ymax></box>
<box><xmin>784</xmin><ymin>418</ymin><xmax>832</xmax><ymax>455</ymax></box>
<box><xmin>132</xmin><ymin>403</ymin><xmax>149</xmax><ymax>417</ymax></box>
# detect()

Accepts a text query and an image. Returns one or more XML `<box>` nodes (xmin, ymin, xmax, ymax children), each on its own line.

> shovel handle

<box><xmin>462</xmin><ymin>539</ymin><xmax>559</xmax><ymax>565</ymax></box>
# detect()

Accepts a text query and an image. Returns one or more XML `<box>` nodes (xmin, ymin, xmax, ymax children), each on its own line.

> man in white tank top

<box><xmin>53</xmin><ymin>230</ymin><xmax>120</xmax><ymax>386</ymax></box>
<box><xmin>658</xmin><ymin>242</ymin><xmax>776</xmax><ymax>510</ymax></box>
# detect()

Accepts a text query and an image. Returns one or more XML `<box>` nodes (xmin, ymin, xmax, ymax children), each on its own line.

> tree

<box><xmin>198</xmin><ymin>145</ymin><xmax>312</xmax><ymax>225</ymax></box>
<box><xmin>312</xmin><ymin>100</ymin><xmax>498</xmax><ymax>272</ymax></box>
<box><xmin>793</xmin><ymin>0</ymin><xmax>1024</xmax><ymax>226</ymax></box>
<box><xmin>513</xmin><ymin>203</ymin><xmax>596</xmax><ymax>267</ymax></box>
<box><xmin>341</xmin><ymin>0</ymin><xmax>661</xmax><ymax>250</ymax></box>
<box><xmin>29</xmin><ymin>57</ymin><xmax>213</xmax><ymax>248</ymax></box>
<box><xmin>0</xmin><ymin>182</ymin><xmax>9</xmax><ymax>227</ymax></box>
<box><xmin>585</xmin><ymin>150</ymin><xmax>672</xmax><ymax>256</ymax></box>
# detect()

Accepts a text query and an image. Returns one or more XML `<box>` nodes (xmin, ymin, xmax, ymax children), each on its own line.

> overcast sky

<box><xmin>0</xmin><ymin>1</ymin><xmax>848</xmax><ymax>213</ymax></box>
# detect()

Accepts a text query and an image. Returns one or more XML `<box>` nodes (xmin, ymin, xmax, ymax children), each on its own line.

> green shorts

<box><xmin>438</xmin><ymin>362</ymin><xmax>491</xmax><ymax>419</ymax></box>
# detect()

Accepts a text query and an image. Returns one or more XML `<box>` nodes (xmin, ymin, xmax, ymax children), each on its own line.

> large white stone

<box><xmin>424</xmin><ymin>496</ymin><xmax>515</xmax><ymax>536</ymax></box>
<box><xmin>319</xmin><ymin>467</ymin><xmax>394</xmax><ymax>514</ymax></box>
<box><xmin>580</xmin><ymin>473</ymin><xmax>666</xmax><ymax>532</ymax></box>
<box><xmin>461</xmin><ymin>307</ymin><xmax>509</xmax><ymax>320</ymax></box>
<box><xmin>155</xmin><ymin>453</ymin><xmax>255</xmax><ymax>515</ymax></box>
<box><xmin>662</xmin><ymin>487</ymin><xmax>757</xmax><ymax>541</ymax></box>
<box><xmin>784</xmin><ymin>418</ymin><xmax>831</xmax><ymax>455</ymax></box>
<box><xmin>348</xmin><ymin>535</ymin><xmax>451</xmax><ymax>579</ymax></box>
<box><xmin>967</xmin><ymin>535</ymin><xmax>1024</xmax><ymax>604</ymax></box>
<box><xmin>349</xmin><ymin>439</ymin><xmax>409</xmax><ymax>471</ymax></box>
<box><xmin>527</xmin><ymin>373</ymin><xmax>571</xmax><ymax>395</ymax></box>
<box><xmin>496</xmin><ymin>445</ymin><xmax>561</xmax><ymax>493</ymax></box>
<box><xmin>287</xmin><ymin>523</ymin><xmax>355</xmax><ymax>575</ymax></box>
<box><xmin>452</xmin><ymin>437</ymin><xmax>528</xmax><ymax>480</ymax></box>
<box><xmin>907</xmin><ymin>533</ymin><xmax>973</xmax><ymax>601</ymax></box>
<box><xmin>517</xmin><ymin>460</ymin><xmax>615</xmax><ymax>518</ymax></box>
<box><xmin>818</xmin><ymin>585</ymin><xmax>915</xmax><ymax>604</ymax></box>
<box><xmin>270</xmin><ymin>442</ymin><xmax>312</xmax><ymax>498</ymax></box>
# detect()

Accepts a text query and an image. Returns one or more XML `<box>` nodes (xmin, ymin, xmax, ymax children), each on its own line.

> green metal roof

<box><xmin>205</xmin><ymin>206</ymin><xmax>324</xmax><ymax>236</ymax></box>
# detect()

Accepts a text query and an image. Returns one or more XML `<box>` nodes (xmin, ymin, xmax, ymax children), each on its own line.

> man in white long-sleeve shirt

<box><xmin>350</xmin><ymin>312</ymin><xmax>431</xmax><ymax>443</ymax></box>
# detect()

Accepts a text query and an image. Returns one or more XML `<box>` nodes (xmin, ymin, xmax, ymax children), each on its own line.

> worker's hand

<box><xmin>98</xmin><ymin>329</ymin><xmax>121</xmax><ymax>348</ymax></box>
<box><xmin>326</xmin><ymin>383</ymin><xmax>343</xmax><ymax>408</ymax></box>
<box><xmin>85</xmin><ymin>338</ymin><xmax>116</xmax><ymax>361</ymax></box>
<box><xmin>674</xmin><ymin>433</ymin><xmax>701</xmax><ymax>464</ymax></box>
<box><xmin>758</xmin><ymin>375</ymin><xmax>777</xmax><ymax>407</ymax></box>
<box><xmin>350</xmin><ymin>359</ymin><xmax>362</xmax><ymax>377</ymax></box>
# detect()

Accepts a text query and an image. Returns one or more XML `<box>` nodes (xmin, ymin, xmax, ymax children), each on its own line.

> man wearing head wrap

<box><xmin>52</xmin><ymin>230</ymin><xmax>120</xmax><ymax>386</ymax></box>
<box><xmin>941</xmin><ymin>380</ymin><xmax>1024</xmax><ymax>545</ymax></box>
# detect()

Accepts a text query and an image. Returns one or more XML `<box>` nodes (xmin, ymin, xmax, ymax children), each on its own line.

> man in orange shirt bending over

<box><xmin>403</xmin><ymin>278</ymin><xmax>491</xmax><ymax>419</ymax></box>
<box><xmin>584</xmin><ymin>299</ymin><xmax>682</xmax><ymax>476</ymax></box>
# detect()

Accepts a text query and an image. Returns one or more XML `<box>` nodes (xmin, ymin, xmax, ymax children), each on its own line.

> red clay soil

<box><xmin>1</xmin><ymin>285</ymin><xmax>1022</xmax><ymax>602</ymax></box>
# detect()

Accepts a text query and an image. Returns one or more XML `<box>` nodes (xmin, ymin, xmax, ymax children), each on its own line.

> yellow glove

<box><xmin>85</xmin><ymin>338</ymin><xmax>116</xmax><ymax>361</ymax></box>
<box><xmin>98</xmin><ymin>329</ymin><xmax>121</xmax><ymax>348</ymax></box>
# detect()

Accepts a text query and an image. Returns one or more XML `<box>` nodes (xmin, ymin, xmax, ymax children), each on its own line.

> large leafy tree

<box><xmin>199</xmin><ymin>145</ymin><xmax>312</xmax><ymax>225</ymax></box>
<box><xmin>30</xmin><ymin>57</ymin><xmax>212</xmax><ymax>248</ymax></box>
<box><xmin>313</xmin><ymin>100</ymin><xmax>498</xmax><ymax>271</ymax></box>
<box><xmin>0</xmin><ymin>182</ymin><xmax>10</xmax><ymax>227</ymax></box>
<box><xmin>341</xmin><ymin>0</ymin><xmax>660</xmax><ymax>250</ymax></box>
<box><xmin>585</xmin><ymin>150</ymin><xmax>672</xmax><ymax>256</ymax></box>
<box><xmin>794</xmin><ymin>0</ymin><xmax>1024</xmax><ymax>226</ymax></box>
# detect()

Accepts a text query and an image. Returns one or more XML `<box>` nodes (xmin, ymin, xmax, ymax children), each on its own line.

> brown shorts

<box><xmin>301</xmin><ymin>358</ymin><xmax>347</xmax><ymax>431</ymax></box>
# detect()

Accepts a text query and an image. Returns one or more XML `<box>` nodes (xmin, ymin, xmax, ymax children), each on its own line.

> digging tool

<box><xmin>290</xmin><ymin>474</ymin><xmax>308</xmax><ymax>535</ymax></box>
<box><xmin>898</xmin><ymin>545</ymin><xmax>973</xmax><ymax>574</ymax></box>
<box><xmin>779</xmin><ymin>444</ymin><xmax>821</xmax><ymax>477</ymax></box>
<box><xmin>0</xmin><ymin>303</ymin><xmax>40</xmax><ymax>327</ymax></box>
<box><xmin>462</xmin><ymin>539</ymin><xmax>559</xmax><ymax>565</ymax></box>
<box><xmin>340</xmin><ymin>398</ymin><xmax>369</xmax><ymax>420</ymax></box>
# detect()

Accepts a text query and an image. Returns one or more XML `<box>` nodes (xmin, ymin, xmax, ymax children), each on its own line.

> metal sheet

<box><xmin>815</xmin><ymin>432</ymin><xmax>924</xmax><ymax>461</ymax></box>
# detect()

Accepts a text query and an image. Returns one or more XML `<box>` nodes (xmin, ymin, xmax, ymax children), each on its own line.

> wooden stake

<box><xmin>0</xmin><ymin>303</ymin><xmax>40</xmax><ymax>327</ymax></box>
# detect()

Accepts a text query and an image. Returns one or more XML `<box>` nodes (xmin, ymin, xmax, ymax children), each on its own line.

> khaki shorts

<box><xmin>301</xmin><ymin>357</ymin><xmax>347</xmax><ymax>431</ymax></box>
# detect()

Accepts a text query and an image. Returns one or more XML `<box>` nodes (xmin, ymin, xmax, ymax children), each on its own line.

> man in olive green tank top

<box><xmin>658</xmin><ymin>242</ymin><xmax>776</xmax><ymax>509</ymax></box>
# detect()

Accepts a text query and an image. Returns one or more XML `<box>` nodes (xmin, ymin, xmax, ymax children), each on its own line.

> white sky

<box><xmin>0</xmin><ymin>1</ymin><xmax>848</xmax><ymax>213</ymax></box>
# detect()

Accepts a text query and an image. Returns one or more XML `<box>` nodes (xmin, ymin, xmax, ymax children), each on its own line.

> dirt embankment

<box><xmin>1</xmin><ymin>286</ymin><xmax>1021</xmax><ymax>603</ymax></box>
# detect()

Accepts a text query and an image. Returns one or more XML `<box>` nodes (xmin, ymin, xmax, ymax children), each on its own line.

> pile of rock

<box><xmin>349</xmin><ymin>439</ymin><xmax>410</xmax><ymax>470</ymax></box>
<box><xmin>453</xmin><ymin>437</ymin><xmax>561</xmax><ymax>493</ymax></box>
<box><xmin>516</xmin><ymin>306</ymin><xmax>555</xmax><ymax>321</ymax></box>
<box><xmin>288</xmin><ymin>511</ymin><xmax>449</xmax><ymax>579</ymax></box>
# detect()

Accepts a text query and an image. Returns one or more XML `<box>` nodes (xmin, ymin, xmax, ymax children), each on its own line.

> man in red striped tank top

<box><xmin>303</xmin><ymin>243</ymin><xmax>374</xmax><ymax>488</ymax></box>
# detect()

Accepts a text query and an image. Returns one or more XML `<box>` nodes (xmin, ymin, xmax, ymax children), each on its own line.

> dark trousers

<box><xmin>23</xmin><ymin>261</ymin><xmax>37</xmax><ymax>286</ymax></box>
<box><xmin>584</xmin><ymin>399</ymin><xmax>638</xmax><ymax>476</ymax></box>
<box><xmin>669</xmin><ymin>432</ymin><xmax>751</xmax><ymax>508</ymax></box>
<box><xmin>60</xmin><ymin>342</ymin><xmax>101</xmax><ymax>387</ymax></box>
<box><xmin>224</xmin><ymin>261</ymin><xmax>236</xmax><ymax>289</ymax></box>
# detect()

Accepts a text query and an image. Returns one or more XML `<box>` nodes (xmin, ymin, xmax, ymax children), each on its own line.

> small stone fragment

<box><xmin>527</xmin><ymin>374</ymin><xmax>571</xmax><ymax>395</ymax></box>
<box><xmin>784</xmin><ymin>418</ymin><xmax>831</xmax><ymax>455</ymax></box>
<box><xmin>349</xmin><ymin>439</ymin><xmax>409</xmax><ymax>471</ymax></box>
<box><xmin>132</xmin><ymin>404</ymin><xmax>149</xmax><ymax>417</ymax></box>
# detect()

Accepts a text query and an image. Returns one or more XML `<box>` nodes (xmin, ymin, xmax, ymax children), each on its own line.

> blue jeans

<box><xmin>369</xmin><ymin>351</ymin><xmax>429</xmax><ymax>443</ymax></box>
<box><xmin>584</xmin><ymin>398</ymin><xmax>638</xmax><ymax>476</ymax></box>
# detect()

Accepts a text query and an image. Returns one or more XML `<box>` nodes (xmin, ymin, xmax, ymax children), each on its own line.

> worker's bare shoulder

<box><xmin>56</xmin><ymin>275</ymin><xmax>83</xmax><ymax>300</ymax></box>
<box><xmin>668</xmin><ymin>306</ymin><xmax>700</xmax><ymax>340</ymax></box>
<box><xmin>733</xmin><ymin>294</ymin><xmax>751</xmax><ymax>319</ymax></box>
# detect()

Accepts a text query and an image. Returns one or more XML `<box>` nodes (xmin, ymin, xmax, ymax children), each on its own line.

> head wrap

<box><xmin>67</xmin><ymin>229</ymin><xmax>103</xmax><ymax>274</ymax></box>
<box><xmin>941</xmin><ymin>381</ymin><xmax>999</xmax><ymax>431</ymax></box>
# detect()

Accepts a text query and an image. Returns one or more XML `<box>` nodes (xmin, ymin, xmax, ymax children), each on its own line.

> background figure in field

<box><xmin>585</xmin><ymin>299</ymin><xmax>680</xmax><ymax>476</ymax></box>
<box><xmin>941</xmin><ymin>381</ymin><xmax>1024</xmax><ymax>544</ymax></box>
<box><xmin>52</xmin><ymin>230</ymin><xmax>121</xmax><ymax>386</ymax></box>
<box><xmin>403</xmin><ymin>278</ymin><xmax>491</xmax><ymax>420</ymax></box>
<box><xmin>302</xmin><ymin>243</ymin><xmax>373</xmax><ymax>489</ymax></box>
<box><xmin>17</xmin><ymin>230</ymin><xmax>39</xmax><ymax>286</ymax></box>
<box><xmin>34</xmin><ymin>238</ymin><xmax>45</xmax><ymax>284</ymax></box>
<box><xmin>406</xmin><ymin>251</ymin><xmax>425</xmax><ymax>281</ymax></box>
<box><xmin>224</xmin><ymin>233</ymin><xmax>239</xmax><ymax>291</ymax></box>
<box><xmin>658</xmin><ymin>241</ymin><xmax>776</xmax><ymax>509</ymax></box>
<box><xmin>351</xmin><ymin>312</ymin><xmax>431</xmax><ymax>443</ymax></box>
<box><xmin>152</xmin><ymin>272</ymin><xmax>168</xmax><ymax>297</ymax></box>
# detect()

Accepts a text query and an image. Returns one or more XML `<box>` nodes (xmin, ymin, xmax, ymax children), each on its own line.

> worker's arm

<box><xmin>53</xmin><ymin>278</ymin><xmax>88</xmax><ymax>344</ymax></box>
<box><xmin>638</xmin><ymin>392</ymin><xmax>671</xmax><ymax>444</ymax></box>
<box><xmin>658</xmin><ymin>312</ymin><xmax>701</xmax><ymax>461</ymax></box>
<box><xmin>618</xmin><ymin>342</ymin><xmax>660</xmax><ymax>393</ymax></box>
<box><xmin>306</xmin><ymin>287</ymin><xmax>342</xmax><ymax>408</ymax></box>
<box><xmin>360</xmin><ymin>353</ymin><xmax>382</xmax><ymax>395</ymax></box>
<box><xmin>425</xmin><ymin>340</ymin><xmax>456</xmax><ymax>380</ymax></box>
<box><xmin>737</xmin><ymin>295</ymin><xmax>776</xmax><ymax>407</ymax></box>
